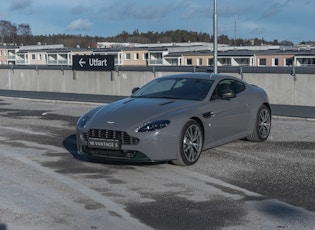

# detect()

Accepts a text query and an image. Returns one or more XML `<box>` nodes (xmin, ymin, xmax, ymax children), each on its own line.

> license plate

<box><xmin>88</xmin><ymin>138</ymin><xmax>120</xmax><ymax>150</ymax></box>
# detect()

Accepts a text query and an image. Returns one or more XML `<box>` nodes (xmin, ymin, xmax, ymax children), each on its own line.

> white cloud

<box><xmin>67</xmin><ymin>18</ymin><xmax>93</xmax><ymax>31</ymax></box>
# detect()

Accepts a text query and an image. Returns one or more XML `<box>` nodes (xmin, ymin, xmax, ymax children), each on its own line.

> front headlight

<box><xmin>77</xmin><ymin>114</ymin><xmax>91</xmax><ymax>128</ymax></box>
<box><xmin>77</xmin><ymin>106</ymin><xmax>102</xmax><ymax>128</ymax></box>
<box><xmin>135</xmin><ymin>120</ymin><xmax>170</xmax><ymax>132</ymax></box>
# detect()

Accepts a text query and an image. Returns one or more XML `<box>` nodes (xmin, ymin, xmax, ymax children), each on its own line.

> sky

<box><xmin>0</xmin><ymin>0</ymin><xmax>314</xmax><ymax>44</ymax></box>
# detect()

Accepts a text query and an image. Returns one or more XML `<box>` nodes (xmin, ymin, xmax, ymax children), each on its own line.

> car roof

<box><xmin>159</xmin><ymin>73</ymin><xmax>240</xmax><ymax>82</ymax></box>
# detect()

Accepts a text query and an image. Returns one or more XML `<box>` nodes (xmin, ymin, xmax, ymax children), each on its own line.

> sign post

<box><xmin>72</xmin><ymin>55</ymin><xmax>115</xmax><ymax>71</ymax></box>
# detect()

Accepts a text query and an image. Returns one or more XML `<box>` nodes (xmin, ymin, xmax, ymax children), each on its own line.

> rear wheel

<box><xmin>246</xmin><ymin>105</ymin><xmax>271</xmax><ymax>142</ymax></box>
<box><xmin>173</xmin><ymin>120</ymin><xmax>203</xmax><ymax>166</ymax></box>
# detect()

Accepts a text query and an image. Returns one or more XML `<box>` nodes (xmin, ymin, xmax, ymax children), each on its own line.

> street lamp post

<box><xmin>213</xmin><ymin>0</ymin><xmax>218</xmax><ymax>73</ymax></box>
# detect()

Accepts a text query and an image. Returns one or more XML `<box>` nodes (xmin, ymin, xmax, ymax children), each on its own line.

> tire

<box><xmin>246</xmin><ymin>105</ymin><xmax>271</xmax><ymax>142</ymax></box>
<box><xmin>173</xmin><ymin>120</ymin><xmax>203</xmax><ymax>166</ymax></box>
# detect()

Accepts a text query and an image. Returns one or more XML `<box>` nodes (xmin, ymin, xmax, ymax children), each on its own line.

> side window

<box><xmin>211</xmin><ymin>79</ymin><xmax>245</xmax><ymax>100</ymax></box>
<box><xmin>231</xmin><ymin>80</ymin><xmax>246</xmax><ymax>94</ymax></box>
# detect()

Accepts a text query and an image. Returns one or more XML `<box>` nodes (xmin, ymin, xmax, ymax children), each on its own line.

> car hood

<box><xmin>88</xmin><ymin>97</ymin><xmax>196</xmax><ymax>130</ymax></box>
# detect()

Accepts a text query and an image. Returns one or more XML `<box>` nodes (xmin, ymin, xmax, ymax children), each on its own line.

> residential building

<box><xmin>0</xmin><ymin>42</ymin><xmax>314</xmax><ymax>68</ymax></box>
<box><xmin>217</xmin><ymin>50</ymin><xmax>255</xmax><ymax>66</ymax></box>
<box><xmin>165</xmin><ymin>51</ymin><xmax>213</xmax><ymax>66</ymax></box>
<box><xmin>46</xmin><ymin>48</ymin><xmax>93</xmax><ymax>66</ymax></box>
<box><xmin>16</xmin><ymin>50</ymin><xmax>47</xmax><ymax>65</ymax></box>
<box><xmin>6</xmin><ymin>47</ymin><xmax>19</xmax><ymax>65</ymax></box>
<box><xmin>255</xmin><ymin>50</ymin><xmax>295</xmax><ymax>67</ymax></box>
<box><xmin>120</xmin><ymin>48</ymin><xmax>148</xmax><ymax>66</ymax></box>
<box><xmin>294</xmin><ymin>50</ymin><xmax>315</xmax><ymax>67</ymax></box>
<box><xmin>0</xmin><ymin>46</ymin><xmax>7</xmax><ymax>64</ymax></box>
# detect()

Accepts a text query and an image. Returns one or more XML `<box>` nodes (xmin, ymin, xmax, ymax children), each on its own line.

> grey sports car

<box><xmin>76</xmin><ymin>73</ymin><xmax>271</xmax><ymax>166</ymax></box>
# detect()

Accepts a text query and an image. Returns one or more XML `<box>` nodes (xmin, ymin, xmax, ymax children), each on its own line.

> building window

<box><xmin>272</xmin><ymin>58</ymin><xmax>279</xmax><ymax>66</ymax></box>
<box><xmin>186</xmin><ymin>58</ymin><xmax>192</xmax><ymax>65</ymax></box>
<box><xmin>125</xmin><ymin>53</ymin><xmax>131</xmax><ymax>60</ymax></box>
<box><xmin>259</xmin><ymin>58</ymin><xmax>266</xmax><ymax>66</ymax></box>
<box><xmin>197</xmin><ymin>58</ymin><xmax>202</xmax><ymax>66</ymax></box>
<box><xmin>208</xmin><ymin>58</ymin><xmax>213</xmax><ymax>66</ymax></box>
<box><xmin>300</xmin><ymin>58</ymin><xmax>315</xmax><ymax>66</ymax></box>
<box><xmin>285</xmin><ymin>58</ymin><xmax>293</xmax><ymax>66</ymax></box>
<box><xmin>218</xmin><ymin>58</ymin><xmax>231</xmax><ymax>66</ymax></box>
<box><xmin>235</xmin><ymin>58</ymin><xmax>250</xmax><ymax>66</ymax></box>
<box><xmin>134</xmin><ymin>53</ymin><xmax>139</xmax><ymax>60</ymax></box>
<box><xmin>32</xmin><ymin>54</ymin><xmax>36</xmax><ymax>60</ymax></box>
<box><xmin>143</xmin><ymin>53</ymin><xmax>148</xmax><ymax>60</ymax></box>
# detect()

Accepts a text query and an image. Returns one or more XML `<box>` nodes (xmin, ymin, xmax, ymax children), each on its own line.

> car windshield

<box><xmin>132</xmin><ymin>78</ymin><xmax>214</xmax><ymax>101</ymax></box>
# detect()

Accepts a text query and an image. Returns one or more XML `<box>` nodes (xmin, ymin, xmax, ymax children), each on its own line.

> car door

<box><xmin>203</xmin><ymin>79</ymin><xmax>249</xmax><ymax>148</ymax></box>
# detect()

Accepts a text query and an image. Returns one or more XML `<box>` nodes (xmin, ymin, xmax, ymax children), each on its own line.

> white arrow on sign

<box><xmin>79</xmin><ymin>58</ymin><xmax>86</xmax><ymax>67</ymax></box>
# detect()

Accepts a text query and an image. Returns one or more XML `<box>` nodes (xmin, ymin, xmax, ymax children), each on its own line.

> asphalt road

<box><xmin>0</xmin><ymin>97</ymin><xmax>315</xmax><ymax>229</ymax></box>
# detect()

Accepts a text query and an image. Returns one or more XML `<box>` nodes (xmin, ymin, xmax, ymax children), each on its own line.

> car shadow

<box><xmin>62</xmin><ymin>134</ymin><xmax>166</xmax><ymax>166</ymax></box>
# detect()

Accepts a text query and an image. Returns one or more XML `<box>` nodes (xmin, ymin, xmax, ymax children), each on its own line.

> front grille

<box><xmin>86</xmin><ymin>147</ymin><xmax>136</xmax><ymax>159</ymax></box>
<box><xmin>83</xmin><ymin>129</ymin><xmax>139</xmax><ymax>145</ymax></box>
<box><xmin>81</xmin><ymin>146</ymin><xmax>150</xmax><ymax>162</ymax></box>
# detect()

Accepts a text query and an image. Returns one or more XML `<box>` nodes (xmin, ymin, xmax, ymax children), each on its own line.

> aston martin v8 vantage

<box><xmin>76</xmin><ymin>73</ymin><xmax>271</xmax><ymax>166</ymax></box>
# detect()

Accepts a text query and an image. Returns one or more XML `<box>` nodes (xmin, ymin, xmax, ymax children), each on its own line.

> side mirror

<box><xmin>132</xmin><ymin>87</ymin><xmax>140</xmax><ymax>94</ymax></box>
<box><xmin>221</xmin><ymin>90</ymin><xmax>236</xmax><ymax>100</ymax></box>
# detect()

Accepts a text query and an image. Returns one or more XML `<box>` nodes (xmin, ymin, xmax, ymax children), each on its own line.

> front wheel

<box><xmin>246</xmin><ymin>105</ymin><xmax>271</xmax><ymax>142</ymax></box>
<box><xmin>173</xmin><ymin>120</ymin><xmax>203</xmax><ymax>166</ymax></box>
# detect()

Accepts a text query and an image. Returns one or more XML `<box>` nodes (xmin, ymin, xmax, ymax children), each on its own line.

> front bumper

<box><xmin>76</xmin><ymin>128</ymin><xmax>179</xmax><ymax>162</ymax></box>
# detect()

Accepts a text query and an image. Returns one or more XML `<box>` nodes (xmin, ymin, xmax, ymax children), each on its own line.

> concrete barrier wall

<box><xmin>241</xmin><ymin>73</ymin><xmax>315</xmax><ymax>106</ymax></box>
<box><xmin>0</xmin><ymin>68</ymin><xmax>314</xmax><ymax>106</ymax></box>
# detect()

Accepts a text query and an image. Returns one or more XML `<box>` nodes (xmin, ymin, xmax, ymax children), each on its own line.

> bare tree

<box><xmin>17</xmin><ymin>24</ymin><xmax>32</xmax><ymax>45</ymax></box>
<box><xmin>0</xmin><ymin>20</ymin><xmax>17</xmax><ymax>43</ymax></box>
